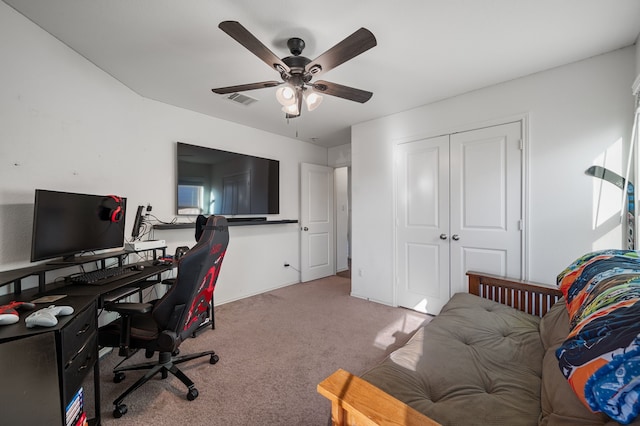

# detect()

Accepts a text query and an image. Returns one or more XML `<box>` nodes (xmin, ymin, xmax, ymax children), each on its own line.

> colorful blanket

<box><xmin>556</xmin><ymin>250</ymin><xmax>640</xmax><ymax>424</ymax></box>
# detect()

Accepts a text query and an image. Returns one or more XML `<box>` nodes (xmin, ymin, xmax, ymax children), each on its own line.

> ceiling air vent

<box><xmin>226</xmin><ymin>92</ymin><xmax>258</xmax><ymax>106</ymax></box>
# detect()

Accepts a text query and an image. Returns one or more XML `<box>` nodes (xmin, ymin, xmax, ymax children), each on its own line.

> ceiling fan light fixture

<box><xmin>276</xmin><ymin>86</ymin><xmax>296</xmax><ymax>106</ymax></box>
<box><xmin>305</xmin><ymin>92</ymin><xmax>323</xmax><ymax>111</ymax></box>
<box><xmin>282</xmin><ymin>103</ymin><xmax>300</xmax><ymax>116</ymax></box>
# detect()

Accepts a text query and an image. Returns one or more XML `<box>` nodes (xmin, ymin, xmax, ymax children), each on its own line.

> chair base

<box><xmin>110</xmin><ymin>350</ymin><xmax>219</xmax><ymax>418</ymax></box>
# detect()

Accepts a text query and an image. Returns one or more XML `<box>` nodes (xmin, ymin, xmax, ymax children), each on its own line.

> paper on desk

<box><xmin>31</xmin><ymin>295</ymin><xmax>67</xmax><ymax>304</ymax></box>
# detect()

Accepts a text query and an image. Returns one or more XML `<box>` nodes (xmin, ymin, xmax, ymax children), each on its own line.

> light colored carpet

<box><xmin>95</xmin><ymin>275</ymin><xmax>429</xmax><ymax>425</ymax></box>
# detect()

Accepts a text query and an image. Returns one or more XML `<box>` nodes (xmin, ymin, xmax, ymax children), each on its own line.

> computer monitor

<box><xmin>31</xmin><ymin>189</ymin><xmax>127</xmax><ymax>263</ymax></box>
<box><xmin>131</xmin><ymin>205</ymin><xmax>145</xmax><ymax>239</ymax></box>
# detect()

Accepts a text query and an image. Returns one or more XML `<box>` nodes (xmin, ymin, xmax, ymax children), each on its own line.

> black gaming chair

<box><xmin>98</xmin><ymin>215</ymin><xmax>229</xmax><ymax>418</ymax></box>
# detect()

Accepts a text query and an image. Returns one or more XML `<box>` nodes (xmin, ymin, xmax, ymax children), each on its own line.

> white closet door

<box><xmin>395</xmin><ymin>121</ymin><xmax>523</xmax><ymax>315</ymax></box>
<box><xmin>396</xmin><ymin>135</ymin><xmax>450</xmax><ymax>314</ymax></box>
<box><xmin>449</xmin><ymin>122</ymin><xmax>523</xmax><ymax>295</ymax></box>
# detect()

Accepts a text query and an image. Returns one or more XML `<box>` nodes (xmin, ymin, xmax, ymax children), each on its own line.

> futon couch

<box><xmin>318</xmin><ymin>251</ymin><xmax>640</xmax><ymax>425</ymax></box>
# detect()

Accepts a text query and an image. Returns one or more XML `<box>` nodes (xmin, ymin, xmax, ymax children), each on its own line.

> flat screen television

<box><xmin>31</xmin><ymin>189</ymin><xmax>127</xmax><ymax>263</ymax></box>
<box><xmin>176</xmin><ymin>142</ymin><xmax>279</xmax><ymax>216</ymax></box>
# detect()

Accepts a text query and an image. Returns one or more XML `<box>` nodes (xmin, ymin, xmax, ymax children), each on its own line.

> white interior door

<box><xmin>395</xmin><ymin>122</ymin><xmax>523</xmax><ymax>314</ymax></box>
<box><xmin>301</xmin><ymin>163</ymin><xmax>335</xmax><ymax>282</ymax></box>
<box><xmin>449</xmin><ymin>122</ymin><xmax>523</xmax><ymax>294</ymax></box>
<box><xmin>396</xmin><ymin>135</ymin><xmax>450</xmax><ymax>313</ymax></box>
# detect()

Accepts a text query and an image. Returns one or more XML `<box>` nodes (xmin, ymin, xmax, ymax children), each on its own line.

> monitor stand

<box><xmin>47</xmin><ymin>252</ymin><xmax>119</xmax><ymax>266</ymax></box>
<box><xmin>47</xmin><ymin>255</ymin><xmax>83</xmax><ymax>266</ymax></box>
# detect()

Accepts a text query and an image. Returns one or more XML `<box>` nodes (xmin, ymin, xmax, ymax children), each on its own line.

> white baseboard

<box><xmin>98</xmin><ymin>347</ymin><xmax>113</xmax><ymax>359</ymax></box>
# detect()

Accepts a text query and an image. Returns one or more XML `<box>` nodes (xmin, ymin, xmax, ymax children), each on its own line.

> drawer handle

<box><xmin>78</xmin><ymin>354</ymin><xmax>92</xmax><ymax>372</ymax></box>
<box><xmin>65</xmin><ymin>340</ymin><xmax>90</xmax><ymax>369</ymax></box>
<box><xmin>76</xmin><ymin>323</ymin><xmax>91</xmax><ymax>335</ymax></box>
<box><xmin>67</xmin><ymin>349</ymin><xmax>93</xmax><ymax>371</ymax></box>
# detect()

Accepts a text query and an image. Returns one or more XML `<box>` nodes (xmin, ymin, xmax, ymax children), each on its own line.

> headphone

<box><xmin>100</xmin><ymin>195</ymin><xmax>123</xmax><ymax>223</ymax></box>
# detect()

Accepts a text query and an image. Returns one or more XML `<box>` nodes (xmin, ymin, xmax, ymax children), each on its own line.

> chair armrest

<box><xmin>158</xmin><ymin>330</ymin><xmax>178</xmax><ymax>352</ymax></box>
<box><xmin>317</xmin><ymin>369</ymin><xmax>441</xmax><ymax>425</ymax></box>
<box><xmin>104</xmin><ymin>302</ymin><xmax>153</xmax><ymax>316</ymax></box>
<box><xmin>103</xmin><ymin>302</ymin><xmax>153</xmax><ymax>357</ymax></box>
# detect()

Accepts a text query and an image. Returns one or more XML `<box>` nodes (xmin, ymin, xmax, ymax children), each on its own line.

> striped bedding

<box><xmin>556</xmin><ymin>250</ymin><xmax>640</xmax><ymax>424</ymax></box>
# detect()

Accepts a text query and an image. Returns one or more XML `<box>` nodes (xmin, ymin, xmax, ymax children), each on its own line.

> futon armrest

<box><xmin>317</xmin><ymin>369</ymin><xmax>441</xmax><ymax>426</ymax></box>
<box><xmin>104</xmin><ymin>302</ymin><xmax>153</xmax><ymax>316</ymax></box>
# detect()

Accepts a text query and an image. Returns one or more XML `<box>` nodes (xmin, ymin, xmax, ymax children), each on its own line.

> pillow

<box><xmin>539</xmin><ymin>297</ymin><xmax>568</xmax><ymax>351</ymax></box>
<box><xmin>555</xmin><ymin>250</ymin><xmax>640</xmax><ymax>424</ymax></box>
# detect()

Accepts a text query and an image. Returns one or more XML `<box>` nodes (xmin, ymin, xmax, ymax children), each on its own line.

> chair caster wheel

<box><xmin>187</xmin><ymin>388</ymin><xmax>199</xmax><ymax>401</ymax></box>
<box><xmin>210</xmin><ymin>354</ymin><xmax>219</xmax><ymax>364</ymax></box>
<box><xmin>113</xmin><ymin>404</ymin><xmax>128</xmax><ymax>418</ymax></box>
<box><xmin>113</xmin><ymin>372</ymin><xmax>126</xmax><ymax>383</ymax></box>
<box><xmin>161</xmin><ymin>369</ymin><xmax>168</xmax><ymax>379</ymax></box>
<box><xmin>145</xmin><ymin>349</ymin><xmax>154</xmax><ymax>358</ymax></box>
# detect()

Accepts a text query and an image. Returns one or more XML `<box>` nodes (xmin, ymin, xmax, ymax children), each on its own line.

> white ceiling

<box><xmin>4</xmin><ymin>0</ymin><xmax>640</xmax><ymax>147</ymax></box>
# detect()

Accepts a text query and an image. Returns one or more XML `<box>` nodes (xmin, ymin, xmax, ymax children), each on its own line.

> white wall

<box><xmin>0</xmin><ymin>3</ymin><xmax>327</xmax><ymax>303</ymax></box>
<box><xmin>351</xmin><ymin>47</ymin><xmax>637</xmax><ymax>304</ymax></box>
<box><xmin>636</xmin><ymin>34</ymin><xmax>640</xmax><ymax>75</ymax></box>
<box><xmin>328</xmin><ymin>143</ymin><xmax>351</xmax><ymax>168</ymax></box>
<box><xmin>635</xmin><ymin>34</ymin><xmax>640</xmax><ymax>96</ymax></box>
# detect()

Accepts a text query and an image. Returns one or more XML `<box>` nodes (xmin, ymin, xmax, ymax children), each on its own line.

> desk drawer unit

<box><xmin>59</xmin><ymin>301</ymin><xmax>98</xmax><ymax>409</ymax></box>
<box><xmin>61</xmin><ymin>302</ymin><xmax>96</xmax><ymax>363</ymax></box>
<box><xmin>62</xmin><ymin>332</ymin><xmax>97</xmax><ymax>405</ymax></box>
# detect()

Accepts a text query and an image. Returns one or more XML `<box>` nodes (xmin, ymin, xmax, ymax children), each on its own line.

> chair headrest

<box><xmin>195</xmin><ymin>216</ymin><xmax>228</xmax><ymax>244</ymax></box>
<box><xmin>195</xmin><ymin>214</ymin><xmax>208</xmax><ymax>242</ymax></box>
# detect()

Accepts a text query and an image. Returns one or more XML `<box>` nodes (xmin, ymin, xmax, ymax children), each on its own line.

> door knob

<box><xmin>452</xmin><ymin>234</ymin><xmax>460</xmax><ymax>241</ymax></box>
<box><xmin>303</xmin><ymin>227</ymin><xmax>309</xmax><ymax>231</ymax></box>
<box><xmin>439</xmin><ymin>234</ymin><xmax>448</xmax><ymax>240</ymax></box>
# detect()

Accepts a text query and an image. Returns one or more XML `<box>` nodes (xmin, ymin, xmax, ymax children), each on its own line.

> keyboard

<box><xmin>69</xmin><ymin>266</ymin><xmax>141</xmax><ymax>286</ymax></box>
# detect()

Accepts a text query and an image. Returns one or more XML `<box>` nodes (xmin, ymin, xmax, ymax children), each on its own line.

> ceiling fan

<box><xmin>211</xmin><ymin>21</ymin><xmax>377</xmax><ymax>118</ymax></box>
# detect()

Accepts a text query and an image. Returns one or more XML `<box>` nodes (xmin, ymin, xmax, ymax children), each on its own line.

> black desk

<box><xmin>0</xmin><ymin>261</ymin><xmax>173</xmax><ymax>426</ymax></box>
<box><xmin>55</xmin><ymin>263</ymin><xmax>173</xmax><ymax>308</ymax></box>
<box><xmin>0</xmin><ymin>295</ymin><xmax>99</xmax><ymax>425</ymax></box>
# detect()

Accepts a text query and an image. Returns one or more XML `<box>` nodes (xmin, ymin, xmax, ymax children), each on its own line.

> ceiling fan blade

<box><xmin>219</xmin><ymin>21</ymin><xmax>290</xmax><ymax>75</ymax></box>
<box><xmin>306</xmin><ymin>28</ymin><xmax>376</xmax><ymax>78</ymax></box>
<box><xmin>312</xmin><ymin>80</ymin><xmax>373</xmax><ymax>103</ymax></box>
<box><xmin>211</xmin><ymin>81</ymin><xmax>282</xmax><ymax>95</ymax></box>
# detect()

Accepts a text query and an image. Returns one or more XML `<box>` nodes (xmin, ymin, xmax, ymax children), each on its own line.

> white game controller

<box><xmin>25</xmin><ymin>305</ymin><xmax>74</xmax><ymax>328</ymax></box>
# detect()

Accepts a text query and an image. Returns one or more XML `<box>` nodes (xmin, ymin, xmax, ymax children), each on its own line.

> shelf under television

<box><xmin>153</xmin><ymin>219</ymin><xmax>298</xmax><ymax>230</ymax></box>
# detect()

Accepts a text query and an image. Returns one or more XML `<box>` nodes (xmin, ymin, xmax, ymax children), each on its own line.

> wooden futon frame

<box><xmin>317</xmin><ymin>271</ymin><xmax>563</xmax><ymax>426</ymax></box>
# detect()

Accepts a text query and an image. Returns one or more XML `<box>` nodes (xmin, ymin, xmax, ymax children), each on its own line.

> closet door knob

<box><xmin>452</xmin><ymin>234</ymin><xmax>460</xmax><ymax>241</ymax></box>
<box><xmin>439</xmin><ymin>234</ymin><xmax>448</xmax><ymax>240</ymax></box>
<box><xmin>302</xmin><ymin>227</ymin><xmax>309</xmax><ymax>231</ymax></box>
